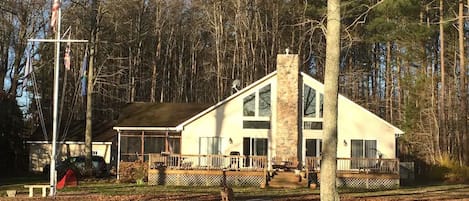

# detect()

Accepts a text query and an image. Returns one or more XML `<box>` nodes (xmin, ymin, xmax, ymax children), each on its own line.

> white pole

<box><xmin>49</xmin><ymin>0</ymin><xmax>61</xmax><ymax>196</ymax></box>
<box><xmin>117</xmin><ymin>130</ymin><xmax>121</xmax><ymax>180</ymax></box>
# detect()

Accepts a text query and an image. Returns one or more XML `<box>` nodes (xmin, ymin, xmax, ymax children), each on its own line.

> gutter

<box><xmin>113</xmin><ymin>126</ymin><xmax>182</xmax><ymax>132</ymax></box>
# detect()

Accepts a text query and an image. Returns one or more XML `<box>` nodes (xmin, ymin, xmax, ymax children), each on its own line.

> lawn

<box><xmin>1</xmin><ymin>176</ymin><xmax>468</xmax><ymax>200</ymax></box>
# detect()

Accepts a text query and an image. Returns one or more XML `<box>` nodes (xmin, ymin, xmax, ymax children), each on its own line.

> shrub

<box><xmin>118</xmin><ymin>161</ymin><xmax>148</xmax><ymax>183</ymax></box>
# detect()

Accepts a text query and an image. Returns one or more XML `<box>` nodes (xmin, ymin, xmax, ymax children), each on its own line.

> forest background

<box><xmin>0</xmin><ymin>0</ymin><xmax>468</xmax><ymax>181</ymax></box>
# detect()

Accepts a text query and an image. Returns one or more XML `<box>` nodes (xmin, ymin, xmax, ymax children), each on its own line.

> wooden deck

<box><xmin>144</xmin><ymin>154</ymin><xmax>400</xmax><ymax>188</ymax></box>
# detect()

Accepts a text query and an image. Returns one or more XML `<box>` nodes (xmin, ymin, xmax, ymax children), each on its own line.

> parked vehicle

<box><xmin>43</xmin><ymin>156</ymin><xmax>109</xmax><ymax>178</ymax></box>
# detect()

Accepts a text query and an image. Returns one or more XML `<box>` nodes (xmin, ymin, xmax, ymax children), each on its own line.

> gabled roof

<box><xmin>113</xmin><ymin>102</ymin><xmax>211</xmax><ymax>131</ymax></box>
<box><xmin>27</xmin><ymin>120</ymin><xmax>115</xmax><ymax>142</ymax></box>
<box><xmin>109</xmin><ymin>71</ymin><xmax>403</xmax><ymax>135</ymax></box>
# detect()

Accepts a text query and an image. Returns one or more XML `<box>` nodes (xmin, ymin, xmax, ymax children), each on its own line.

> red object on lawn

<box><xmin>57</xmin><ymin>169</ymin><xmax>78</xmax><ymax>189</ymax></box>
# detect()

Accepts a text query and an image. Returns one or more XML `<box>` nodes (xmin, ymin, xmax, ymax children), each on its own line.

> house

<box><xmin>26</xmin><ymin>120</ymin><xmax>116</xmax><ymax>173</ymax></box>
<box><xmin>113</xmin><ymin>54</ymin><xmax>404</xmax><ymax>188</ymax></box>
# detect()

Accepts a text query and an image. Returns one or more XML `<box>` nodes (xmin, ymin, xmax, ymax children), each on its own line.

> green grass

<box><xmin>1</xmin><ymin>177</ymin><xmax>468</xmax><ymax>200</ymax></box>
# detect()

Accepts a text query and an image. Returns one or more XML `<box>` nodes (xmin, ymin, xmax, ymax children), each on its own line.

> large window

<box><xmin>319</xmin><ymin>93</ymin><xmax>324</xmax><ymax>118</ymax></box>
<box><xmin>351</xmin><ymin>139</ymin><xmax>377</xmax><ymax>168</ymax></box>
<box><xmin>243</xmin><ymin>84</ymin><xmax>271</xmax><ymax>117</ymax></box>
<box><xmin>304</xmin><ymin>85</ymin><xmax>316</xmax><ymax>117</ymax></box>
<box><xmin>302</xmin><ymin>84</ymin><xmax>323</xmax><ymax>119</ymax></box>
<box><xmin>243</xmin><ymin>93</ymin><xmax>255</xmax><ymax>116</ymax></box>
<box><xmin>242</xmin><ymin>84</ymin><xmax>271</xmax><ymax>129</ymax></box>
<box><xmin>258</xmin><ymin>85</ymin><xmax>271</xmax><ymax>116</ymax></box>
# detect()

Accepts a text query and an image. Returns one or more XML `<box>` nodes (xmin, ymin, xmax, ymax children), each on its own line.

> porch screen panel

<box><xmin>144</xmin><ymin>137</ymin><xmax>164</xmax><ymax>154</ymax></box>
<box><xmin>168</xmin><ymin>138</ymin><xmax>181</xmax><ymax>154</ymax></box>
<box><xmin>121</xmin><ymin>136</ymin><xmax>141</xmax><ymax>162</ymax></box>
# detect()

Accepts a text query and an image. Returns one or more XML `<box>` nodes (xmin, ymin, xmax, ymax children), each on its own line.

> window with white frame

<box><xmin>351</xmin><ymin>139</ymin><xmax>377</xmax><ymax>168</ymax></box>
<box><xmin>242</xmin><ymin>84</ymin><xmax>271</xmax><ymax>129</ymax></box>
<box><xmin>199</xmin><ymin>137</ymin><xmax>223</xmax><ymax>155</ymax></box>
<box><xmin>303</xmin><ymin>84</ymin><xmax>323</xmax><ymax>130</ymax></box>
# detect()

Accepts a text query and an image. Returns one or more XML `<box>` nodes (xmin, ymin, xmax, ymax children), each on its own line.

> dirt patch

<box><xmin>3</xmin><ymin>185</ymin><xmax>469</xmax><ymax>201</ymax></box>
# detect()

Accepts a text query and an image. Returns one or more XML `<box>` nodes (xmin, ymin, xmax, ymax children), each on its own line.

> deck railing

<box><xmin>148</xmin><ymin>154</ymin><xmax>398</xmax><ymax>174</ymax></box>
<box><xmin>305</xmin><ymin>157</ymin><xmax>399</xmax><ymax>174</ymax></box>
<box><xmin>148</xmin><ymin>154</ymin><xmax>267</xmax><ymax>171</ymax></box>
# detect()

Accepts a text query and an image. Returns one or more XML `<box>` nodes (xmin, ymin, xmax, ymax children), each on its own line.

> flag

<box><xmin>80</xmin><ymin>53</ymin><xmax>88</xmax><ymax>96</ymax></box>
<box><xmin>23</xmin><ymin>52</ymin><xmax>33</xmax><ymax>88</ymax></box>
<box><xmin>64</xmin><ymin>35</ymin><xmax>71</xmax><ymax>70</ymax></box>
<box><xmin>50</xmin><ymin>0</ymin><xmax>60</xmax><ymax>33</ymax></box>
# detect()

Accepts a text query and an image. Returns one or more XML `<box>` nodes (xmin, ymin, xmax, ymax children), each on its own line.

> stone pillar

<box><xmin>275</xmin><ymin>54</ymin><xmax>301</xmax><ymax>166</ymax></box>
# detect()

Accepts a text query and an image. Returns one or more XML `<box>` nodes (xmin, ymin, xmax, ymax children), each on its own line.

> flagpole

<box><xmin>27</xmin><ymin>1</ymin><xmax>87</xmax><ymax>196</ymax></box>
<box><xmin>49</xmin><ymin>0</ymin><xmax>62</xmax><ymax>196</ymax></box>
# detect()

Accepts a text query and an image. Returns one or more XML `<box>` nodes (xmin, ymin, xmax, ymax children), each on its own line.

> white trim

<box><xmin>113</xmin><ymin>126</ymin><xmax>181</xmax><ymax>132</ymax></box>
<box><xmin>178</xmin><ymin>71</ymin><xmax>277</xmax><ymax>129</ymax></box>
<box><xmin>25</xmin><ymin>141</ymin><xmax>112</xmax><ymax>145</ymax></box>
<box><xmin>117</xmin><ymin>130</ymin><xmax>121</xmax><ymax>180</ymax></box>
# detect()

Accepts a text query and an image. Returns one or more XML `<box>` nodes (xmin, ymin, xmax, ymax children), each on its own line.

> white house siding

<box><xmin>180</xmin><ymin>72</ymin><xmax>401</xmax><ymax>165</ymax></box>
<box><xmin>28</xmin><ymin>142</ymin><xmax>112</xmax><ymax>172</ymax></box>
<box><xmin>182</xmin><ymin>78</ymin><xmax>277</xmax><ymax>157</ymax></box>
<box><xmin>337</xmin><ymin>95</ymin><xmax>397</xmax><ymax>159</ymax></box>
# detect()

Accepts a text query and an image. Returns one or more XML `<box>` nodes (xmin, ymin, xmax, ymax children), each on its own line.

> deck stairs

<box><xmin>267</xmin><ymin>171</ymin><xmax>308</xmax><ymax>188</ymax></box>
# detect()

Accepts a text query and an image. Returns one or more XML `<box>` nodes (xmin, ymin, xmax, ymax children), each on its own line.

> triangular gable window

<box><xmin>303</xmin><ymin>84</ymin><xmax>323</xmax><ymax>130</ymax></box>
<box><xmin>243</xmin><ymin>84</ymin><xmax>271</xmax><ymax>129</ymax></box>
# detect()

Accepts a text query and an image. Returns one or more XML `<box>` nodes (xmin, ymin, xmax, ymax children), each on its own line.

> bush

<box><xmin>438</xmin><ymin>156</ymin><xmax>469</xmax><ymax>183</ymax></box>
<box><xmin>118</xmin><ymin>161</ymin><xmax>148</xmax><ymax>183</ymax></box>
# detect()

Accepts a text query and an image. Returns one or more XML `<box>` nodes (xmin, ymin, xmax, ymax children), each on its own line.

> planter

<box><xmin>6</xmin><ymin>190</ymin><xmax>16</xmax><ymax>197</ymax></box>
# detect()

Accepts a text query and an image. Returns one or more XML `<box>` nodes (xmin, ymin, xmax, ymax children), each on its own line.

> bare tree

<box><xmin>320</xmin><ymin>0</ymin><xmax>340</xmax><ymax>200</ymax></box>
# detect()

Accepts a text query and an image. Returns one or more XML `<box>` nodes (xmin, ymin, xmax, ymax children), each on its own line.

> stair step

<box><xmin>268</xmin><ymin>171</ymin><xmax>307</xmax><ymax>188</ymax></box>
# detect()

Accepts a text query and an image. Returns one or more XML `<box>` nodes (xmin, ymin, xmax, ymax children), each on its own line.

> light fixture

<box><xmin>229</xmin><ymin>138</ymin><xmax>233</xmax><ymax>144</ymax></box>
<box><xmin>343</xmin><ymin>140</ymin><xmax>347</xmax><ymax>146</ymax></box>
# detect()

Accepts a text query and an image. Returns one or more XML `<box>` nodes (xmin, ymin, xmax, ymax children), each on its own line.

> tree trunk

<box><xmin>320</xmin><ymin>0</ymin><xmax>340</xmax><ymax>200</ymax></box>
<box><xmin>85</xmin><ymin>0</ymin><xmax>99</xmax><ymax>177</ymax></box>
<box><xmin>458</xmin><ymin>0</ymin><xmax>467</xmax><ymax>165</ymax></box>
<box><xmin>151</xmin><ymin>1</ymin><xmax>163</xmax><ymax>103</ymax></box>
<box><xmin>385</xmin><ymin>41</ymin><xmax>392</xmax><ymax>122</ymax></box>
<box><xmin>437</xmin><ymin>0</ymin><xmax>444</xmax><ymax>161</ymax></box>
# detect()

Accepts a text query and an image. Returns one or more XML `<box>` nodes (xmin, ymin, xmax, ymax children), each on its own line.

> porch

<box><xmin>305</xmin><ymin>157</ymin><xmax>400</xmax><ymax>189</ymax></box>
<box><xmin>147</xmin><ymin>154</ymin><xmax>267</xmax><ymax>186</ymax></box>
<box><xmin>145</xmin><ymin>154</ymin><xmax>400</xmax><ymax>189</ymax></box>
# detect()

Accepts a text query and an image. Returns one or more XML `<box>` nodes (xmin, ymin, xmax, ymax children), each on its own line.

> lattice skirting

<box><xmin>309</xmin><ymin>173</ymin><xmax>399</xmax><ymax>189</ymax></box>
<box><xmin>148</xmin><ymin>170</ymin><xmax>265</xmax><ymax>187</ymax></box>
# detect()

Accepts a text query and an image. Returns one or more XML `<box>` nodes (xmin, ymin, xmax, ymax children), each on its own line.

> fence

<box><xmin>148</xmin><ymin>154</ymin><xmax>267</xmax><ymax>171</ymax></box>
<box><xmin>305</xmin><ymin>157</ymin><xmax>399</xmax><ymax>174</ymax></box>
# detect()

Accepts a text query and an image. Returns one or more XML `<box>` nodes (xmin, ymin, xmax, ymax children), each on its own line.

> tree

<box><xmin>320</xmin><ymin>0</ymin><xmax>340</xmax><ymax>200</ymax></box>
<box><xmin>85</xmin><ymin>0</ymin><xmax>99</xmax><ymax>176</ymax></box>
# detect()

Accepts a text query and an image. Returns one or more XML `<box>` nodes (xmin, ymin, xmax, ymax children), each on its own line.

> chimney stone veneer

<box><xmin>275</xmin><ymin>54</ymin><xmax>301</xmax><ymax>164</ymax></box>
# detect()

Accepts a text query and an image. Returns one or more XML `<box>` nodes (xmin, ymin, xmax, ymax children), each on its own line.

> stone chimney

<box><xmin>275</xmin><ymin>54</ymin><xmax>301</xmax><ymax>167</ymax></box>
